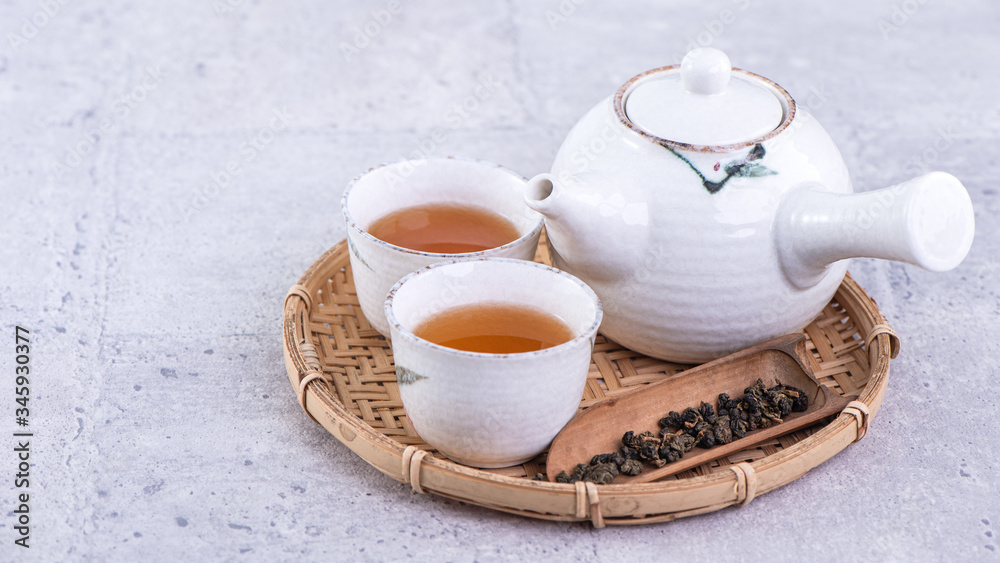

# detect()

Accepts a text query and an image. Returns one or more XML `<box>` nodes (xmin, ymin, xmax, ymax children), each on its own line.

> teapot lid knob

<box><xmin>681</xmin><ymin>48</ymin><xmax>731</xmax><ymax>95</ymax></box>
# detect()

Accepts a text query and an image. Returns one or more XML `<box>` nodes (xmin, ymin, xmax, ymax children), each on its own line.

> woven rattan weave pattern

<box><xmin>282</xmin><ymin>233</ymin><xmax>899</xmax><ymax>526</ymax></box>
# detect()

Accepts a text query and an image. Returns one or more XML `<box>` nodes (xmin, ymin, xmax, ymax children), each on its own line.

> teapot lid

<box><xmin>624</xmin><ymin>48</ymin><xmax>784</xmax><ymax>146</ymax></box>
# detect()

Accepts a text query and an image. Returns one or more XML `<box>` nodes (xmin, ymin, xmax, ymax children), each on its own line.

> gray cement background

<box><xmin>1</xmin><ymin>0</ymin><xmax>998</xmax><ymax>561</ymax></box>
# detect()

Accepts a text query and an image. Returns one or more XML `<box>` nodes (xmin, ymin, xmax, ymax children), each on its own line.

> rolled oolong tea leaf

<box><xmin>730</xmin><ymin>405</ymin><xmax>750</xmax><ymax>439</ymax></box>
<box><xmin>772</xmin><ymin>382</ymin><xmax>809</xmax><ymax>412</ymax></box>
<box><xmin>581</xmin><ymin>462</ymin><xmax>619</xmax><ymax>485</ymax></box>
<box><xmin>713</xmin><ymin>416</ymin><xmax>733</xmax><ymax>445</ymax></box>
<box><xmin>691</xmin><ymin>420</ymin><xmax>716</xmax><ymax>448</ymax></box>
<box><xmin>658</xmin><ymin>411</ymin><xmax>684</xmax><ymax>430</ymax></box>
<box><xmin>658</xmin><ymin>447</ymin><xmax>682</xmax><ymax>465</ymax></box>
<box><xmin>555</xmin><ymin>463</ymin><xmax>590</xmax><ymax>484</ymax></box>
<box><xmin>619</xmin><ymin>459</ymin><xmax>643</xmax><ymax>476</ymax></box>
<box><xmin>661</xmin><ymin>430</ymin><xmax>697</xmax><ymax>455</ymax></box>
<box><xmin>699</xmin><ymin>401</ymin><xmax>716</xmax><ymax>421</ymax></box>
<box><xmin>555</xmin><ymin>379</ymin><xmax>809</xmax><ymax>485</ymax></box>
<box><xmin>627</xmin><ymin>431</ymin><xmax>665</xmax><ymax>466</ymax></box>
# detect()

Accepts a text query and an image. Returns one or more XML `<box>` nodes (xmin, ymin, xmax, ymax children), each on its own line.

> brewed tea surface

<box><xmin>413</xmin><ymin>302</ymin><xmax>574</xmax><ymax>354</ymax></box>
<box><xmin>368</xmin><ymin>203</ymin><xmax>520</xmax><ymax>254</ymax></box>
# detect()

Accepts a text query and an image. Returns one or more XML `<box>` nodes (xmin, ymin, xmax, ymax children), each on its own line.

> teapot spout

<box><xmin>776</xmin><ymin>172</ymin><xmax>975</xmax><ymax>289</ymax></box>
<box><xmin>524</xmin><ymin>171</ymin><xmax>643</xmax><ymax>281</ymax></box>
<box><xmin>524</xmin><ymin>173</ymin><xmax>563</xmax><ymax>218</ymax></box>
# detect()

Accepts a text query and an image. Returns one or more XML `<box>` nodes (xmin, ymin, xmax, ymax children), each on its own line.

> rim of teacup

<box><xmin>341</xmin><ymin>156</ymin><xmax>545</xmax><ymax>259</ymax></box>
<box><xmin>384</xmin><ymin>258</ymin><xmax>604</xmax><ymax>360</ymax></box>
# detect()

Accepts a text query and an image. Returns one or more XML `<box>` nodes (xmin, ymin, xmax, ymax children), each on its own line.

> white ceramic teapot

<box><xmin>524</xmin><ymin>48</ymin><xmax>975</xmax><ymax>363</ymax></box>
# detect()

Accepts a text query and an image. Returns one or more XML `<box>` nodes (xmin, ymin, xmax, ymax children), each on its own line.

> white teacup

<box><xmin>342</xmin><ymin>157</ymin><xmax>544</xmax><ymax>337</ymax></box>
<box><xmin>384</xmin><ymin>258</ymin><xmax>603</xmax><ymax>468</ymax></box>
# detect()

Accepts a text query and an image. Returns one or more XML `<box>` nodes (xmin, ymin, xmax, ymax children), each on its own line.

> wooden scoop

<box><xmin>546</xmin><ymin>333</ymin><xmax>858</xmax><ymax>484</ymax></box>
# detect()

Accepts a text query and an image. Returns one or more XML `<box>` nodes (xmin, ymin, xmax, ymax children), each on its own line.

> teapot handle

<box><xmin>776</xmin><ymin>172</ymin><xmax>975</xmax><ymax>289</ymax></box>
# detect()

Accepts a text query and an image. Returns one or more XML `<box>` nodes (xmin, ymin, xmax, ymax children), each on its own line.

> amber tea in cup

<box><xmin>367</xmin><ymin>203</ymin><xmax>521</xmax><ymax>254</ymax></box>
<box><xmin>385</xmin><ymin>258</ymin><xmax>603</xmax><ymax>467</ymax></box>
<box><xmin>342</xmin><ymin>157</ymin><xmax>544</xmax><ymax>337</ymax></box>
<box><xmin>413</xmin><ymin>302</ymin><xmax>574</xmax><ymax>353</ymax></box>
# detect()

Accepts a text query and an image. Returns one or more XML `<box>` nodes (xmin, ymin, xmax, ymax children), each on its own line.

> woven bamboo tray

<box><xmin>282</xmin><ymin>234</ymin><xmax>900</xmax><ymax>527</ymax></box>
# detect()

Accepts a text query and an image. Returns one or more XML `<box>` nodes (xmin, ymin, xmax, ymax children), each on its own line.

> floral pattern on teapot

<box><xmin>666</xmin><ymin>143</ymin><xmax>775</xmax><ymax>194</ymax></box>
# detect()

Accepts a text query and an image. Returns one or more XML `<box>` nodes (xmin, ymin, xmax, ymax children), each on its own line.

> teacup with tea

<box><xmin>385</xmin><ymin>258</ymin><xmax>602</xmax><ymax>468</ymax></box>
<box><xmin>342</xmin><ymin>157</ymin><xmax>543</xmax><ymax>336</ymax></box>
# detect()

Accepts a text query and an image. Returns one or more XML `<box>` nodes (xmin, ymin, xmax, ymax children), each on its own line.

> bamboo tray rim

<box><xmin>282</xmin><ymin>238</ymin><xmax>900</xmax><ymax>527</ymax></box>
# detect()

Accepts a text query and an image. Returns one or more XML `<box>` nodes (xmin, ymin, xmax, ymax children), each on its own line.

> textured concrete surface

<box><xmin>2</xmin><ymin>0</ymin><xmax>998</xmax><ymax>560</ymax></box>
